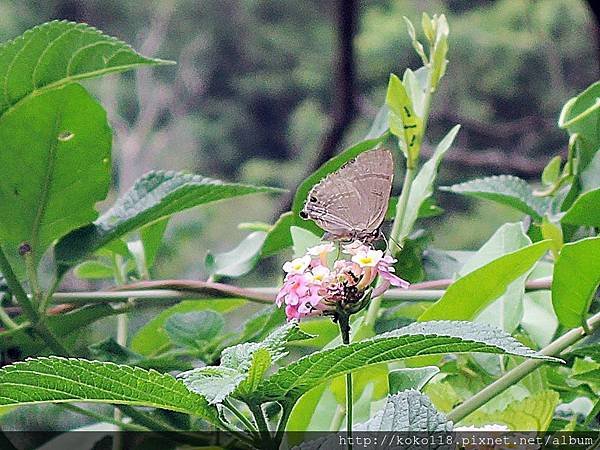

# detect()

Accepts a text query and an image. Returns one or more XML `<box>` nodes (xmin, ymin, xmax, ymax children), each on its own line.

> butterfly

<box><xmin>299</xmin><ymin>147</ymin><xmax>394</xmax><ymax>244</ymax></box>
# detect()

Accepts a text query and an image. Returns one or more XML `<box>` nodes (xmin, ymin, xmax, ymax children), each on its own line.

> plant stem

<box><xmin>0</xmin><ymin>304</ymin><xmax>20</xmax><ymax>330</ymax></box>
<box><xmin>0</xmin><ymin>246</ymin><xmax>37</xmax><ymax>324</ymax></box>
<box><xmin>223</xmin><ymin>398</ymin><xmax>259</xmax><ymax>435</ymax></box>
<box><xmin>447</xmin><ymin>310</ymin><xmax>600</xmax><ymax>424</ymax></box>
<box><xmin>273</xmin><ymin>402</ymin><xmax>294</xmax><ymax>447</ymax></box>
<box><xmin>248</xmin><ymin>403</ymin><xmax>274</xmax><ymax>449</ymax></box>
<box><xmin>338</xmin><ymin>313</ymin><xmax>353</xmax><ymax>447</ymax></box>
<box><xmin>61</xmin><ymin>404</ymin><xmax>148</xmax><ymax>432</ymax></box>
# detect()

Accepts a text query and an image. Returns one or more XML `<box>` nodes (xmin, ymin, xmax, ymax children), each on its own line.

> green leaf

<box><xmin>441</xmin><ymin>175</ymin><xmax>551</xmax><ymax>221</ymax></box>
<box><xmin>388</xmin><ymin>367</ymin><xmax>440</xmax><ymax>394</ymax></box>
<box><xmin>130</xmin><ymin>299</ymin><xmax>245</xmax><ymax>355</ymax></box>
<box><xmin>205</xmin><ymin>231</ymin><xmax>267</xmax><ymax>279</ymax></box>
<box><xmin>0</xmin><ymin>84</ymin><xmax>111</xmax><ymax>275</ymax></box>
<box><xmin>357</xmin><ymin>390</ymin><xmax>452</xmax><ymax>431</ymax></box>
<box><xmin>559</xmin><ymin>81</ymin><xmax>600</xmax><ymax>169</ymax></box>
<box><xmin>521</xmin><ymin>291</ymin><xmax>558</xmax><ymax>348</ymax></box>
<box><xmin>419</xmin><ymin>240</ymin><xmax>550</xmax><ymax>322</ymax></box>
<box><xmin>561</xmin><ymin>189</ymin><xmax>600</xmax><ymax>227</ymax></box>
<box><xmin>0</xmin><ymin>20</ymin><xmax>171</xmax><ymax>116</ymax></box>
<box><xmin>237</xmin><ymin>305</ymin><xmax>286</xmax><ymax>344</ymax></box>
<box><xmin>179</xmin><ymin>366</ymin><xmax>245</xmax><ymax>405</ymax></box>
<box><xmin>291</xmin><ymin>226</ymin><xmax>322</xmax><ymax>257</ymax></box>
<box><xmin>365</xmin><ymin>104</ymin><xmax>389</xmax><ymax>140</ymax></box>
<box><xmin>55</xmin><ymin>170</ymin><xmax>284</xmax><ymax>266</ymax></box>
<box><xmin>552</xmin><ymin>236</ymin><xmax>600</xmax><ymax>328</ymax></box>
<box><xmin>459</xmin><ymin>223</ymin><xmax>529</xmax><ymax>335</ymax></box>
<box><xmin>386</xmin><ymin>73</ymin><xmax>423</xmax><ymax>161</ymax></box>
<box><xmin>250</xmin><ymin>321</ymin><xmax>558</xmax><ymax>403</ymax></box>
<box><xmin>261</xmin><ymin>212</ymin><xmax>294</xmax><ymax>257</ymax></box>
<box><xmin>542</xmin><ymin>156</ymin><xmax>562</xmax><ymax>186</ymax></box>
<box><xmin>235</xmin><ymin>347</ymin><xmax>272</xmax><ymax>396</ymax></box>
<box><xmin>461</xmin><ymin>390</ymin><xmax>559</xmax><ymax>431</ymax></box>
<box><xmin>570</xmin><ymin>344</ymin><xmax>600</xmax><ymax>363</ymax></box>
<box><xmin>0</xmin><ymin>357</ymin><xmax>218</xmax><ymax>423</ymax></box>
<box><xmin>73</xmin><ymin>260</ymin><xmax>113</xmax><ymax>280</ymax></box>
<box><xmin>89</xmin><ymin>338</ymin><xmax>188</xmax><ymax>371</ymax></box>
<box><xmin>139</xmin><ymin>218</ymin><xmax>169</xmax><ymax>269</ymax></box>
<box><xmin>397</xmin><ymin>125</ymin><xmax>460</xmax><ymax>243</ymax></box>
<box><xmin>164</xmin><ymin>311</ymin><xmax>225</xmax><ymax>349</ymax></box>
<box><xmin>291</xmin><ymin>135</ymin><xmax>389</xmax><ymax>220</ymax></box>
<box><xmin>580</xmin><ymin>151</ymin><xmax>600</xmax><ymax>192</ymax></box>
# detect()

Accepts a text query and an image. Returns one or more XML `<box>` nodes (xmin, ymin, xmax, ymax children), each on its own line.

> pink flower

<box><xmin>276</xmin><ymin>240</ymin><xmax>409</xmax><ymax>321</ymax></box>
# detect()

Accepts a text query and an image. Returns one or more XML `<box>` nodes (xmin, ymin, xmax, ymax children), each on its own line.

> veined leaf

<box><xmin>419</xmin><ymin>240</ymin><xmax>550</xmax><ymax>322</ymax></box>
<box><xmin>552</xmin><ymin>236</ymin><xmax>600</xmax><ymax>328</ymax></box>
<box><xmin>396</xmin><ymin>125</ymin><xmax>460</xmax><ymax>244</ymax></box>
<box><xmin>441</xmin><ymin>175</ymin><xmax>551</xmax><ymax>221</ymax></box>
<box><xmin>250</xmin><ymin>321</ymin><xmax>558</xmax><ymax>403</ymax></box>
<box><xmin>179</xmin><ymin>366</ymin><xmax>245</xmax><ymax>405</ymax></box>
<box><xmin>164</xmin><ymin>311</ymin><xmax>225</xmax><ymax>349</ymax></box>
<box><xmin>357</xmin><ymin>390</ymin><xmax>452</xmax><ymax>431</ymax></box>
<box><xmin>0</xmin><ymin>357</ymin><xmax>218</xmax><ymax>423</ymax></box>
<box><xmin>0</xmin><ymin>20</ymin><xmax>171</xmax><ymax>116</ymax></box>
<box><xmin>55</xmin><ymin>170</ymin><xmax>284</xmax><ymax>266</ymax></box>
<box><xmin>0</xmin><ymin>84</ymin><xmax>111</xmax><ymax>275</ymax></box>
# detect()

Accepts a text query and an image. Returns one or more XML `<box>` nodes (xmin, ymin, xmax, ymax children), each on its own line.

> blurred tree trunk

<box><xmin>584</xmin><ymin>0</ymin><xmax>600</xmax><ymax>71</ymax></box>
<box><xmin>277</xmin><ymin>0</ymin><xmax>358</xmax><ymax>215</ymax></box>
<box><xmin>53</xmin><ymin>0</ymin><xmax>87</xmax><ymax>21</ymax></box>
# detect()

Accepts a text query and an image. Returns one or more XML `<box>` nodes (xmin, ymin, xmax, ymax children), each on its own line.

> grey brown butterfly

<box><xmin>300</xmin><ymin>147</ymin><xmax>394</xmax><ymax>244</ymax></box>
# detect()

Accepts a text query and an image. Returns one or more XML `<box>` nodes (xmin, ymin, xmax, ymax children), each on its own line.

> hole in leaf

<box><xmin>58</xmin><ymin>131</ymin><xmax>75</xmax><ymax>142</ymax></box>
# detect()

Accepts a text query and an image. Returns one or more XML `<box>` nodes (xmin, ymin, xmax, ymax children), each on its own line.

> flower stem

<box><xmin>447</xmin><ymin>310</ymin><xmax>600</xmax><ymax>424</ymax></box>
<box><xmin>338</xmin><ymin>313</ymin><xmax>353</xmax><ymax>448</ymax></box>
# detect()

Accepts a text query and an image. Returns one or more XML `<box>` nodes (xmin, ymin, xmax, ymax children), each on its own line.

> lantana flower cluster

<box><xmin>276</xmin><ymin>241</ymin><xmax>409</xmax><ymax>321</ymax></box>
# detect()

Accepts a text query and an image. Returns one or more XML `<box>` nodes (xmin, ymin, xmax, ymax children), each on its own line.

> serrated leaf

<box><xmin>419</xmin><ymin>240</ymin><xmax>550</xmax><ymax>322</ymax></box>
<box><xmin>461</xmin><ymin>390</ymin><xmax>559</xmax><ymax>431</ymax></box>
<box><xmin>251</xmin><ymin>321</ymin><xmax>558</xmax><ymax>403</ymax></box>
<box><xmin>164</xmin><ymin>311</ymin><xmax>225</xmax><ymax>350</ymax></box>
<box><xmin>552</xmin><ymin>236</ymin><xmax>600</xmax><ymax>327</ymax></box>
<box><xmin>206</xmin><ymin>231</ymin><xmax>267</xmax><ymax>279</ymax></box>
<box><xmin>236</xmin><ymin>348</ymin><xmax>272</xmax><ymax>396</ymax></box>
<box><xmin>441</xmin><ymin>175</ymin><xmax>551</xmax><ymax>221</ymax></box>
<box><xmin>357</xmin><ymin>390</ymin><xmax>452</xmax><ymax>431</ymax></box>
<box><xmin>0</xmin><ymin>357</ymin><xmax>218</xmax><ymax>422</ymax></box>
<box><xmin>389</xmin><ymin>367</ymin><xmax>440</xmax><ymax>394</ymax></box>
<box><xmin>0</xmin><ymin>84</ymin><xmax>111</xmax><ymax>275</ymax></box>
<box><xmin>179</xmin><ymin>366</ymin><xmax>245</xmax><ymax>405</ymax></box>
<box><xmin>55</xmin><ymin>170</ymin><xmax>284</xmax><ymax>266</ymax></box>
<box><xmin>396</xmin><ymin>125</ymin><xmax>460</xmax><ymax>245</ymax></box>
<box><xmin>0</xmin><ymin>20</ymin><xmax>171</xmax><ymax>116</ymax></box>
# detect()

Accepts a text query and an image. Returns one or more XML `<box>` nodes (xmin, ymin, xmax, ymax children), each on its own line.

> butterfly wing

<box><xmin>301</xmin><ymin>148</ymin><xmax>394</xmax><ymax>239</ymax></box>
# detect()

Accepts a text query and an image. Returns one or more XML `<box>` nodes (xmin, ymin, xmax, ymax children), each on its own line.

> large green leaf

<box><xmin>55</xmin><ymin>171</ymin><xmax>284</xmax><ymax>266</ymax></box>
<box><xmin>250</xmin><ymin>321</ymin><xmax>558</xmax><ymax>403</ymax></box>
<box><xmin>459</xmin><ymin>223</ymin><xmax>530</xmax><ymax>334</ymax></box>
<box><xmin>396</xmin><ymin>125</ymin><xmax>460</xmax><ymax>244</ymax></box>
<box><xmin>441</xmin><ymin>175</ymin><xmax>551</xmax><ymax>221</ymax></box>
<box><xmin>419</xmin><ymin>240</ymin><xmax>551</xmax><ymax>322</ymax></box>
<box><xmin>561</xmin><ymin>189</ymin><xmax>600</xmax><ymax>227</ymax></box>
<box><xmin>558</xmin><ymin>81</ymin><xmax>600</xmax><ymax>169</ymax></box>
<box><xmin>552</xmin><ymin>236</ymin><xmax>600</xmax><ymax>327</ymax></box>
<box><xmin>0</xmin><ymin>84</ymin><xmax>111</xmax><ymax>274</ymax></box>
<box><xmin>0</xmin><ymin>357</ymin><xmax>218</xmax><ymax>423</ymax></box>
<box><xmin>205</xmin><ymin>231</ymin><xmax>267</xmax><ymax>279</ymax></box>
<box><xmin>357</xmin><ymin>390</ymin><xmax>452</xmax><ymax>431</ymax></box>
<box><xmin>130</xmin><ymin>298</ymin><xmax>245</xmax><ymax>355</ymax></box>
<box><xmin>0</xmin><ymin>20</ymin><xmax>171</xmax><ymax>116</ymax></box>
<box><xmin>164</xmin><ymin>311</ymin><xmax>225</xmax><ymax>349</ymax></box>
<box><xmin>461</xmin><ymin>390</ymin><xmax>559</xmax><ymax>431</ymax></box>
<box><xmin>261</xmin><ymin>211</ymin><xmax>294</xmax><ymax>257</ymax></box>
<box><xmin>388</xmin><ymin>367</ymin><xmax>440</xmax><ymax>394</ymax></box>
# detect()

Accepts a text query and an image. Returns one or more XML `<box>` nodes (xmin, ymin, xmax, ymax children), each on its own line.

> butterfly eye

<box><xmin>310</xmin><ymin>196</ymin><xmax>317</xmax><ymax>202</ymax></box>
<box><xmin>300</xmin><ymin>211</ymin><xmax>308</xmax><ymax>219</ymax></box>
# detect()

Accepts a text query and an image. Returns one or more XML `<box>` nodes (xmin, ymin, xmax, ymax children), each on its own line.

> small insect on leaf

<box><xmin>57</xmin><ymin>131</ymin><xmax>75</xmax><ymax>142</ymax></box>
